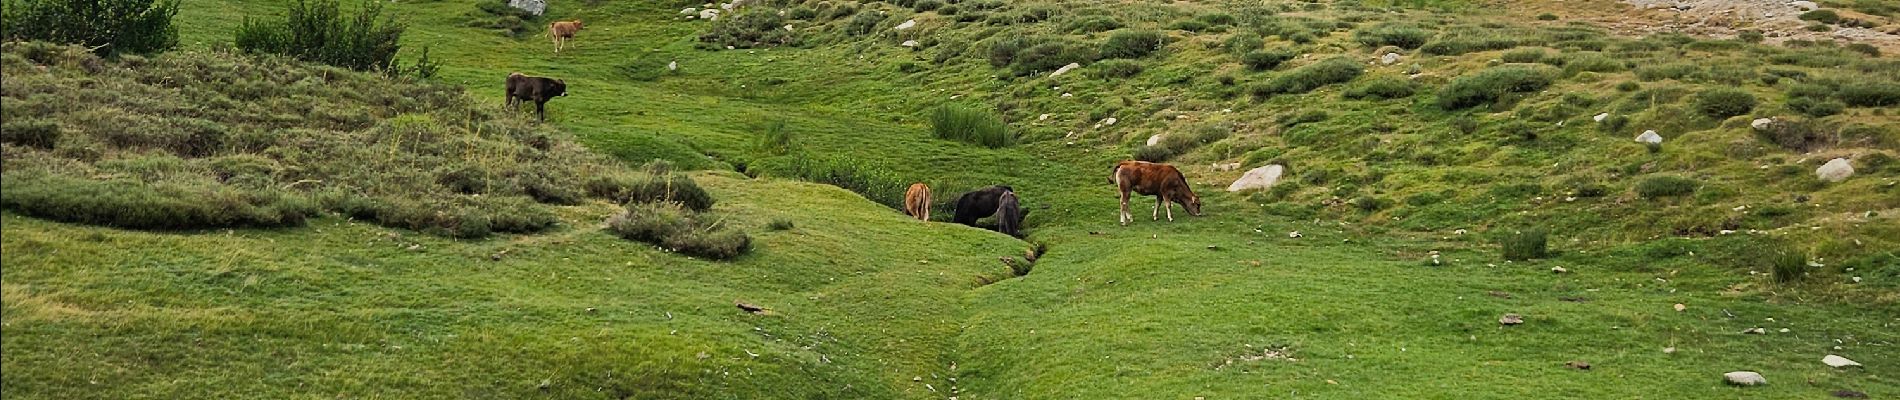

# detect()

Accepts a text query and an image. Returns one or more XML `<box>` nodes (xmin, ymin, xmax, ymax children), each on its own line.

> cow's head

<box><xmin>1182</xmin><ymin>193</ymin><xmax>1203</xmax><ymax>216</ymax></box>
<box><xmin>553</xmin><ymin>79</ymin><xmax>568</xmax><ymax>96</ymax></box>
<box><xmin>574</xmin><ymin>20</ymin><xmax>584</xmax><ymax>29</ymax></box>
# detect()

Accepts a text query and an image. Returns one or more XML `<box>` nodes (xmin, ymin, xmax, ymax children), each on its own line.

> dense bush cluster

<box><xmin>1250</xmin><ymin>57</ymin><xmax>1362</xmax><ymax>97</ymax></box>
<box><xmin>1099</xmin><ymin>30</ymin><xmax>1167</xmax><ymax>59</ymax></box>
<box><xmin>1353</xmin><ymin>23</ymin><xmax>1430</xmax><ymax>49</ymax></box>
<box><xmin>0</xmin><ymin>42</ymin><xmax>629</xmax><ymax>237</ymax></box>
<box><xmin>234</xmin><ymin>0</ymin><xmax>406</xmax><ymax>72</ymax></box>
<box><xmin>2</xmin><ymin>0</ymin><xmax>178</xmax><ymax>56</ymax></box>
<box><xmin>465</xmin><ymin>0</ymin><xmax>539</xmax><ymax>37</ymax></box>
<box><xmin>1500</xmin><ymin>228</ymin><xmax>1549</xmax><ymax>260</ymax></box>
<box><xmin>700</xmin><ymin>9</ymin><xmax>796</xmax><ymax>48</ymax></box>
<box><xmin>764</xmin><ymin>154</ymin><xmax>911</xmax><ymax>210</ymax></box>
<box><xmin>931</xmin><ymin>104</ymin><xmax>1013</xmax><ymax>148</ymax></box>
<box><xmin>1342</xmin><ymin>76</ymin><xmax>1418</xmax><ymax>100</ymax></box>
<box><xmin>1693</xmin><ymin>88</ymin><xmax>1756</xmax><ymax>119</ymax></box>
<box><xmin>1436</xmin><ymin>65</ymin><xmax>1554</xmax><ymax>109</ymax></box>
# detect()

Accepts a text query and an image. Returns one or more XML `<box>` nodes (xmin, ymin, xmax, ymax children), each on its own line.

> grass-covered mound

<box><xmin>0</xmin><ymin>42</ymin><xmax>627</xmax><ymax>237</ymax></box>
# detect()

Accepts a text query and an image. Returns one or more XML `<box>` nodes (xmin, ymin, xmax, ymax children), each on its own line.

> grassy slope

<box><xmin>3</xmin><ymin>0</ymin><xmax>1897</xmax><ymax>399</ymax></box>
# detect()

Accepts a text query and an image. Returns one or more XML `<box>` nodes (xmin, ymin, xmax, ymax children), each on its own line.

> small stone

<box><xmin>913</xmin><ymin>376</ymin><xmax>923</xmax><ymax>382</ymax></box>
<box><xmin>1551</xmin><ymin>266</ymin><xmax>1569</xmax><ymax>274</ymax></box>
<box><xmin>1723</xmin><ymin>371</ymin><xmax>1766</xmax><ymax>386</ymax></box>
<box><xmin>1500</xmin><ymin>313</ymin><xmax>1524</xmax><ymax>325</ymax></box>
<box><xmin>1594</xmin><ymin>113</ymin><xmax>1609</xmax><ymax>122</ymax></box>
<box><xmin>894</xmin><ymin>19</ymin><xmax>917</xmax><ymax>30</ymax></box>
<box><xmin>1380</xmin><ymin>52</ymin><xmax>1400</xmax><ymax>65</ymax></box>
<box><xmin>1663</xmin><ymin>347</ymin><xmax>1677</xmax><ymax>354</ymax></box>
<box><xmin>1287</xmin><ymin>231</ymin><xmax>1302</xmax><ymax>238</ymax></box>
<box><xmin>901</xmin><ymin>40</ymin><xmax>919</xmax><ymax>47</ymax></box>
<box><xmin>1674</xmin><ymin>303</ymin><xmax>1686</xmax><ymax>312</ymax></box>
<box><xmin>1822</xmin><ymin>355</ymin><xmax>1862</xmax><ymax>368</ymax></box>
<box><xmin>1779</xmin><ymin>328</ymin><xmax>1791</xmax><ymax>333</ymax></box>
<box><xmin>1038</xmin><ymin>113</ymin><xmax>1051</xmax><ymax>121</ymax></box>
<box><xmin>667</xmin><ymin>60</ymin><xmax>679</xmax><ymax>71</ymax></box>
<box><xmin>1743</xmin><ymin>327</ymin><xmax>1766</xmax><ymax>335</ymax></box>
<box><xmin>1751</xmin><ymin>118</ymin><xmax>1774</xmax><ymax>130</ymax></box>
<box><xmin>1635</xmin><ymin>130</ymin><xmax>1663</xmax><ymax>144</ymax></box>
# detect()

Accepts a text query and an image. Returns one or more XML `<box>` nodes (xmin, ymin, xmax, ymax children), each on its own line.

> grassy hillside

<box><xmin>5</xmin><ymin>0</ymin><xmax>1899</xmax><ymax>398</ymax></box>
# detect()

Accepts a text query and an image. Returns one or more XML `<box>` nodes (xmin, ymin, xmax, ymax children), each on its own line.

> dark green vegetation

<box><xmin>234</xmin><ymin>0</ymin><xmax>406</xmax><ymax>72</ymax></box>
<box><xmin>5</xmin><ymin>0</ymin><xmax>1899</xmax><ymax>398</ymax></box>
<box><xmin>0</xmin><ymin>0</ymin><xmax>179</xmax><ymax>55</ymax></box>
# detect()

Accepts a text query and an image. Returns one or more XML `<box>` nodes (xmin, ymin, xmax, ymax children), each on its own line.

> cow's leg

<box><xmin>1164</xmin><ymin>195</ymin><xmax>1175</xmax><ymax>221</ymax></box>
<box><xmin>1118</xmin><ymin>190</ymin><xmax>1131</xmax><ymax>226</ymax></box>
<box><xmin>1152</xmin><ymin>196</ymin><xmax>1162</xmax><ymax>221</ymax></box>
<box><xmin>535</xmin><ymin>101</ymin><xmax>546</xmax><ymax>122</ymax></box>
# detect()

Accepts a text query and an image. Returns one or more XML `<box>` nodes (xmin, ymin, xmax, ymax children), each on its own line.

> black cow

<box><xmin>996</xmin><ymin>190</ymin><xmax>1024</xmax><ymax>238</ymax></box>
<box><xmin>952</xmin><ymin>185</ymin><xmax>1012</xmax><ymax>226</ymax></box>
<box><xmin>505</xmin><ymin>72</ymin><xmax>567</xmax><ymax>121</ymax></box>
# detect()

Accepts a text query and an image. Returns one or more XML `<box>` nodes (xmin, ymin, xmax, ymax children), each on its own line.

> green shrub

<box><xmin>607</xmin><ymin>202</ymin><xmax>751</xmax><ymax>260</ymax></box>
<box><xmin>1615</xmin><ymin>81</ymin><xmax>1640</xmax><ymax>92</ymax></box>
<box><xmin>1798</xmin><ymin>9</ymin><xmax>1841</xmax><ymax>24</ymax></box>
<box><xmin>1341</xmin><ymin>76</ymin><xmax>1418</xmax><ymax>100</ymax></box>
<box><xmin>1</xmin><ymin>118</ymin><xmax>61</xmax><ymax>149</ymax></box>
<box><xmin>1738</xmin><ymin>30</ymin><xmax>1765</xmax><ymax>43</ymax></box>
<box><xmin>1634</xmin><ymin>63</ymin><xmax>1701</xmax><ymax>81</ymax></box>
<box><xmin>2</xmin><ymin>172</ymin><xmax>314</xmax><ymax>229</ymax></box>
<box><xmin>235</xmin><ymin>0</ymin><xmax>405</xmax><ymax>72</ymax></box>
<box><xmin>912</xmin><ymin>0</ymin><xmax>943</xmax><ymax>12</ymax></box>
<box><xmin>1753</xmin><ymin>119</ymin><xmax>1832</xmax><ymax>151</ymax></box>
<box><xmin>1436</xmin><ymin>65</ymin><xmax>1555</xmax><ymax>109</ymax></box>
<box><xmin>1560</xmin><ymin>53</ymin><xmax>1622</xmax><ymax>75</ymax></box>
<box><xmin>1010</xmin><ymin>41</ymin><xmax>1093</xmax><ymax>76</ymax></box>
<box><xmin>467</xmin><ymin>1</ymin><xmax>538</xmax><ymax>37</ymax></box>
<box><xmin>616</xmin><ymin>162</ymin><xmax>715</xmax><ymax>211</ymax></box>
<box><xmin>1501</xmin><ymin>48</ymin><xmax>1545</xmax><ymax>63</ymax></box>
<box><xmin>1198</xmin><ymin>12</ymin><xmax>1236</xmax><ymax>26</ymax></box>
<box><xmin>754</xmin><ymin>119</ymin><xmax>796</xmax><ymax>156</ymax></box>
<box><xmin>1090</xmin><ymin>59</ymin><xmax>1144</xmax><ymax>79</ymax></box>
<box><xmin>1224</xmin><ymin>33</ymin><xmax>1264</xmax><ymax>55</ymax></box>
<box><xmin>1763</xmin><ymin>242</ymin><xmax>1810</xmax><ymax>284</ymax></box>
<box><xmin>700</xmin><ymin>10</ymin><xmax>795</xmax><ymax>48</ymax></box>
<box><xmin>1420</xmin><ymin>34</ymin><xmax>1519</xmax><ymax>55</ymax></box>
<box><xmin>1693</xmin><ymin>88</ymin><xmax>1757</xmax><ymax>119</ymax></box>
<box><xmin>1788</xmin><ymin>97</ymin><xmax>1844</xmax><ymax>118</ymax></box>
<box><xmin>1844</xmin><ymin>43</ymin><xmax>1880</xmax><ymax>57</ymax></box>
<box><xmin>1065</xmin><ymin>15</ymin><xmax>1121</xmax><ymax>33</ymax></box>
<box><xmin>1252</xmin><ymin>57</ymin><xmax>1363</xmax><ymax>97</ymax></box>
<box><xmin>1099</xmin><ymin>30</ymin><xmax>1167</xmax><ymax>59</ymax></box>
<box><xmin>1135</xmin><ymin>123</ymin><xmax>1232</xmax><ymax>162</ymax></box>
<box><xmin>1353</xmin><ymin>23</ymin><xmax>1431</xmax><ymax>49</ymax></box>
<box><xmin>1168</xmin><ymin>20</ymin><xmax>1211</xmax><ymax>33</ymax></box>
<box><xmin>1635</xmin><ymin>175</ymin><xmax>1697</xmax><ymax>198</ymax></box>
<box><xmin>931</xmin><ymin>104</ymin><xmax>1012</xmax><ymax>148</ymax></box>
<box><xmin>1836</xmin><ymin>81</ymin><xmax>1900</xmax><ymax>107</ymax></box>
<box><xmin>1</xmin><ymin>0</ymin><xmax>179</xmax><ymax>56</ymax></box>
<box><xmin>1536</xmin><ymin>13</ymin><xmax>1559</xmax><ymax>21</ymax></box>
<box><xmin>766</xmin><ymin>218</ymin><xmax>794</xmax><ymax>231</ymax></box>
<box><xmin>772</xmin><ymin>154</ymin><xmax>908</xmax><ymax>209</ymax></box>
<box><xmin>1500</xmin><ymin>228</ymin><xmax>1548</xmax><ymax>261</ymax></box>
<box><xmin>844</xmin><ymin>10</ymin><xmax>886</xmax><ymax>35</ymax></box>
<box><xmin>1240</xmin><ymin>49</ymin><xmax>1295</xmax><ymax>71</ymax></box>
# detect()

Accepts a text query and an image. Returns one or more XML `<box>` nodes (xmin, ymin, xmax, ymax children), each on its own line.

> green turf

<box><xmin>5</xmin><ymin>0</ymin><xmax>1899</xmax><ymax>398</ymax></box>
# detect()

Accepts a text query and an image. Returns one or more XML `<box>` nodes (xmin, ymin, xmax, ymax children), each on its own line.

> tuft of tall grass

<box><xmin>1693</xmin><ymin>88</ymin><xmax>1757</xmax><ymax>119</ymax></box>
<box><xmin>607</xmin><ymin>202</ymin><xmax>751</xmax><ymax>260</ymax></box>
<box><xmin>931</xmin><ymin>104</ymin><xmax>1013</xmax><ymax>148</ymax></box>
<box><xmin>1635</xmin><ymin>175</ymin><xmax>1698</xmax><ymax>198</ymax></box>
<box><xmin>1251</xmin><ymin>57</ymin><xmax>1363</xmax><ymax>97</ymax></box>
<box><xmin>1500</xmin><ymin>228</ymin><xmax>1549</xmax><ymax>261</ymax></box>
<box><xmin>234</xmin><ymin>0</ymin><xmax>406</xmax><ymax>72</ymax></box>
<box><xmin>1436</xmin><ymin>65</ymin><xmax>1555</xmax><ymax>109</ymax></box>
<box><xmin>1353</xmin><ymin>23</ymin><xmax>1431</xmax><ymax>49</ymax></box>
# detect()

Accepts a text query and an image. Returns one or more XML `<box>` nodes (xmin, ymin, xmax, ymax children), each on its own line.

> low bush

<box><xmin>1536</xmin><ymin>13</ymin><xmax>1559</xmax><ymax>21</ymax></box>
<box><xmin>1500</xmin><ymin>228</ymin><xmax>1549</xmax><ymax>260</ymax></box>
<box><xmin>1753</xmin><ymin>119</ymin><xmax>1832</xmax><ymax>151</ymax></box>
<box><xmin>844</xmin><ymin>10</ymin><xmax>886</xmax><ymax>35</ymax></box>
<box><xmin>1798</xmin><ymin>9</ymin><xmax>1841</xmax><ymax>24</ymax></box>
<box><xmin>1634</xmin><ymin>63</ymin><xmax>1702</xmax><ymax>81</ymax></box>
<box><xmin>235</xmin><ymin>0</ymin><xmax>406</xmax><ymax>72</ymax></box>
<box><xmin>1135</xmin><ymin>123</ymin><xmax>1231</xmax><ymax>162</ymax></box>
<box><xmin>912</xmin><ymin>0</ymin><xmax>943</xmax><ymax>12</ymax></box>
<box><xmin>1065</xmin><ymin>15</ymin><xmax>1121</xmax><ymax>33</ymax></box>
<box><xmin>1436</xmin><ymin>65</ymin><xmax>1555</xmax><ymax>109</ymax></box>
<box><xmin>766</xmin><ymin>218</ymin><xmax>795</xmax><ymax>231</ymax></box>
<box><xmin>1</xmin><ymin>119</ymin><xmax>61</xmax><ymax>149</ymax></box>
<box><xmin>932</xmin><ymin>104</ymin><xmax>1012</xmax><ymax>148</ymax></box>
<box><xmin>1</xmin><ymin>172</ymin><xmax>313</xmax><ymax>229</ymax></box>
<box><xmin>1353</xmin><ymin>23</ymin><xmax>1431</xmax><ymax>49</ymax></box>
<box><xmin>1251</xmin><ymin>57</ymin><xmax>1363</xmax><ymax>97</ymax></box>
<box><xmin>467</xmin><ymin>0</ymin><xmax>538</xmax><ymax>37</ymax></box>
<box><xmin>1560</xmin><ymin>53</ymin><xmax>1622</xmax><ymax>75</ymax></box>
<box><xmin>1844</xmin><ymin>43</ymin><xmax>1880</xmax><ymax>57</ymax></box>
<box><xmin>1739</xmin><ymin>30</ymin><xmax>1765</xmax><ymax>43</ymax></box>
<box><xmin>1090</xmin><ymin>59</ymin><xmax>1144</xmax><ymax>79</ymax></box>
<box><xmin>699</xmin><ymin>9</ymin><xmax>795</xmax><ymax>48</ymax></box>
<box><xmin>1342</xmin><ymin>76</ymin><xmax>1418</xmax><ymax>100</ymax></box>
<box><xmin>1693</xmin><ymin>88</ymin><xmax>1757</xmax><ymax>119</ymax></box>
<box><xmin>766</xmin><ymin>154</ymin><xmax>909</xmax><ymax>209</ymax></box>
<box><xmin>1099</xmin><ymin>30</ymin><xmax>1167</xmax><ymax>59</ymax></box>
<box><xmin>1763</xmin><ymin>241</ymin><xmax>1810</xmax><ymax>284</ymax></box>
<box><xmin>1168</xmin><ymin>20</ymin><xmax>1211</xmax><ymax>33</ymax></box>
<box><xmin>1635</xmin><ymin>175</ymin><xmax>1698</xmax><ymax>198</ymax></box>
<box><xmin>1787</xmin><ymin>96</ymin><xmax>1844</xmax><ymax>118</ymax></box>
<box><xmin>1835</xmin><ymin>81</ymin><xmax>1900</xmax><ymax>107</ymax></box>
<box><xmin>1240</xmin><ymin>49</ymin><xmax>1295</xmax><ymax>71</ymax></box>
<box><xmin>1420</xmin><ymin>34</ymin><xmax>1520</xmax><ymax>55</ymax></box>
<box><xmin>607</xmin><ymin>202</ymin><xmax>751</xmax><ymax>260</ymax></box>
<box><xmin>1501</xmin><ymin>48</ymin><xmax>1545</xmax><ymax>63</ymax></box>
<box><xmin>1</xmin><ymin>0</ymin><xmax>179</xmax><ymax>56</ymax></box>
<box><xmin>1010</xmin><ymin>41</ymin><xmax>1093</xmax><ymax>76</ymax></box>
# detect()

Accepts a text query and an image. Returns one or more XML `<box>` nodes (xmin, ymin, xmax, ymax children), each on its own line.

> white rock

<box><xmin>1823</xmin><ymin>355</ymin><xmax>1861</xmax><ymax>368</ymax></box>
<box><xmin>1228</xmin><ymin>164</ymin><xmax>1286</xmax><ymax>192</ymax></box>
<box><xmin>1724</xmin><ymin>371</ymin><xmax>1766</xmax><ymax>386</ymax></box>
<box><xmin>1594</xmin><ymin>113</ymin><xmax>1609</xmax><ymax>122</ymax></box>
<box><xmin>1751</xmin><ymin>118</ymin><xmax>1775</xmax><ymax>130</ymax></box>
<box><xmin>668</xmin><ymin>61</ymin><xmax>678</xmax><ymax>71</ymax></box>
<box><xmin>785</xmin><ymin>24</ymin><xmax>795</xmax><ymax>32</ymax></box>
<box><xmin>894</xmin><ymin>19</ymin><xmax>917</xmax><ymax>30</ymax></box>
<box><xmin>508</xmin><ymin>0</ymin><xmax>546</xmax><ymax>16</ymax></box>
<box><xmin>1049</xmin><ymin>62</ymin><xmax>1081</xmax><ymax>77</ymax></box>
<box><xmin>1816</xmin><ymin>158</ymin><xmax>1854</xmax><ymax>182</ymax></box>
<box><xmin>1038</xmin><ymin>113</ymin><xmax>1052</xmax><ymax>121</ymax></box>
<box><xmin>1636</xmin><ymin>130</ymin><xmax>1663</xmax><ymax>144</ymax></box>
<box><xmin>1380</xmin><ymin>52</ymin><xmax>1400</xmax><ymax>65</ymax></box>
<box><xmin>1453</xmin><ymin>229</ymin><xmax>1468</xmax><ymax>235</ymax></box>
<box><xmin>1101</xmin><ymin>117</ymin><xmax>1118</xmax><ymax>126</ymax></box>
<box><xmin>700</xmin><ymin>9</ymin><xmax>721</xmax><ymax>20</ymax></box>
<box><xmin>1146</xmin><ymin>134</ymin><xmax>1164</xmax><ymax>146</ymax></box>
<box><xmin>901</xmin><ymin>40</ymin><xmax>919</xmax><ymax>47</ymax></box>
<box><xmin>681</xmin><ymin>7</ymin><xmax>698</xmax><ymax>14</ymax></box>
<box><xmin>721</xmin><ymin>2</ymin><xmax>733</xmax><ymax>11</ymax></box>
<box><xmin>1288</xmin><ymin>231</ymin><xmax>1303</xmax><ymax>238</ymax></box>
<box><xmin>1551</xmin><ymin>266</ymin><xmax>1569</xmax><ymax>274</ymax></box>
<box><xmin>1212</xmin><ymin>162</ymin><xmax>1241</xmax><ymax>172</ymax></box>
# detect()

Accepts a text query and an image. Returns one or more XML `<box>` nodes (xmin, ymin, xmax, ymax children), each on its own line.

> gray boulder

<box><xmin>1227</xmin><ymin>165</ymin><xmax>1284</xmax><ymax>192</ymax></box>
<box><xmin>509</xmin><ymin>0</ymin><xmax>546</xmax><ymax>16</ymax></box>
<box><xmin>1724</xmin><ymin>371</ymin><xmax>1766</xmax><ymax>386</ymax></box>
<box><xmin>1636</xmin><ymin>130</ymin><xmax>1663</xmax><ymax>144</ymax></box>
<box><xmin>1817</xmin><ymin>158</ymin><xmax>1854</xmax><ymax>182</ymax></box>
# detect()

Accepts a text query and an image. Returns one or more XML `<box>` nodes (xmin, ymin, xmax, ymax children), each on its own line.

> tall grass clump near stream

<box><xmin>0</xmin><ymin>42</ymin><xmax>633</xmax><ymax>238</ymax></box>
<box><xmin>1</xmin><ymin>0</ymin><xmax>179</xmax><ymax>56</ymax></box>
<box><xmin>932</xmin><ymin>104</ymin><xmax>1014</xmax><ymax>148</ymax></box>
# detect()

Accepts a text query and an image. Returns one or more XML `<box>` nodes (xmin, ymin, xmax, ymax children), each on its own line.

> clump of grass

<box><xmin>1341</xmin><ymin>76</ymin><xmax>1418</xmax><ymax>100</ymax></box>
<box><xmin>1240</xmin><ymin>49</ymin><xmax>1295</xmax><ymax>71</ymax></box>
<box><xmin>235</xmin><ymin>0</ymin><xmax>406</xmax><ymax>72</ymax></box>
<box><xmin>1752</xmin><ymin>118</ymin><xmax>1832</xmax><ymax>151</ymax></box>
<box><xmin>1763</xmin><ymin>241</ymin><xmax>1810</xmax><ymax>284</ymax></box>
<box><xmin>1798</xmin><ymin>9</ymin><xmax>1841</xmax><ymax>24</ymax></box>
<box><xmin>1693</xmin><ymin>88</ymin><xmax>1757</xmax><ymax>119</ymax></box>
<box><xmin>931</xmin><ymin>104</ymin><xmax>1013</xmax><ymax>148</ymax></box>
<box><xmin>607</xmin><ymin>202</ymin><xmax>751</xmax><ymax>260</ymax></box>
<box><xmin>1099</xmin><ymin>30</ymin><xmax>1167</xmax><ymax>59</ymax></box>
<box><xmin>1500</xmin><ymin>48</ymin><xmax>1545</xmax><ymax>63</ymax></box>
<box><xmin>1844</xmin><ymin>43</ymin><xmax>1880</xmax><ymax>57</ymax></box>
<box><xmin>1065</xmin><ymin>15</ymin><xmax>1121</xmax><ymax>33</ymax></box>
<box><xmin>754</xmin><ymin>119</ymin><xmax>797</xmax><ymax>156</ymax></box>
<box><xmin>1353</xmin><ymin>23</ymin><xmax>1431</xmax><ymax>49</ymax></box>
<box><xmin>1</xmin><ymin>118</ymin><xmax>61</xmax><ymax>149</ymax></box>
<box><xmin>766</xmin><ymin>218</ymin><xmax>795</xmax><ymax>231</ymax></box>
<box><xmin>1134</xmin><ymin>123</ymin><xmax>1232</xmax><ymax>162</ymax></box>
<box><xmin>1635</xmin><ymin>175</ymin><xmax>1698</xmax><ymax>198</ymax></box>
<box><xmin>1436</xmin><ymin>65</ymin><xmax>1555</xmax><ymax>109</ymax></box>
<box><xmin>1251</xmin><ymin>57</ymin><xmax>1363</xmax><ymax>97</ymax></box>
<box><xmin>1090</xmin><ymin>59</ymin><xmax>1144</xmax><ymax>79</ymax></box>
<box><xmin>466</xmin><ymin>0</ymin><xmax>539</xmax><ymax>37</ymax></box>
<box><xmin>1835</xmin><ymin>80</ymin><xmax>1900</xmax><ymax>107</ymax></box>
<box><xmin>1</xmin><ymin>171</ymin><xmax>314</xmax><ymax>229</ymax></box>
<box><xmin>1500</xmin><ymin>228</ymin><xmax>1549</xmax><ymax>261</ymax></box>
<box><xmin>765</xmin><ymin>154</ymin><xmax>909</xmax><ymax>209</ymax></box>
<box><xmin>1536</xmin><ymin>13</ymin><xmax>1559</xmax><ymax>21</ymax></box>
<box><xmin>700</xmin><ymin>9</ymin><xmax>795</xmax><ymax>48</ymax></box>
<box><xmin>1420</xmin><ymin>33</ymin><xmax>1520</xmax><ymax>55</ymax></box>
<box><xmin>0</xmin><ymin>0</ymin><xmax>179</xmax><ymax>56</ymax></box>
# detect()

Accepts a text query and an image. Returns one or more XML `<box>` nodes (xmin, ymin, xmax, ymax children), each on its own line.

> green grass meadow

<box><xmin>5</xmin><ymin>0</ymin><xmax>1898</xmax><ymax>398</ymax></box>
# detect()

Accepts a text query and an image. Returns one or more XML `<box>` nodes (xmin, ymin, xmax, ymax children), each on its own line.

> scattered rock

<box><xmin>667</xmin><ymin>60</ymin><xmax>679</xmax><ymax>71</ymax></box>
<box><xmin>1038</xmin><ymin>113</ymin><xmax>1052</xmax><ymax>121</ymax></box>
<box><xmin>1751</xmin><ymin>118</ymin><xmax>1775</xmax><ymax>130</ymax></box>
<box><xmin>1101</xmin><ymin>117</ymin><xmax>1119</xmax><ymax>126</ymax></box>
<box><xmin>1565</xmin><ymin>361</ymin><xmax>1591</xmax><ymax>370</ymax></box>
<box><xmin>1674</xmin><ymin>303</ymin><xmax>1686</xmax><ymax>312</ymax></box>
<box><xmin>1551</xmin><ymin>266</ymin><xmax>1569</xmax><ymax>274</ymax></box>
<box><xmin>490</xmin><ymin>249</ymin><xmax>509</xmax><ymax>261</ymax></box>
<box><xmin>508</xmin><ymin>0</ymin><xmax>546</xmax><ymax>16</ymax></box>
<box><xmin>1227</xmin><ymin>164</ymin><xmax>1286</xmax><ymax>192</ymax></box>
<box><xmin>1380</xmin><ymin>52</ymin><xmax>1401</xmax><ymax>65</ymax></box>
<box><xmin>1486</xmin><ymin>290</ymin><xmax>1513</xmax><ymax>298</ymax></box>
<box><xmin>1500</xmin><ymin>313</ymin><xmax>1524</xmax><ymax>325</ymax></box>
<box><xmin>1723</xmin><ymin>371</ymin><xmax>1766</xmax><ymax>386</ymax></box>
<box><xmin>1146</xmin><ymin>134</ymin><xmax>1164</xmax><ymax>146</ymax></box>
<box><xmin>699</xmin><ymin>8</ymin><xmax>721</xmax><ymax>20</ymax></box>
<box><xmin>1635</xmin><ymin>130</ymin><xmax>1663</xmax><ymax>144</ymax></box>
<box><xmin>1594</xmin><ymin>113</ymin><xmax>1609</xmax><ymax>122</ymax></box>
<box><xmin>1791</xmin><ymin>1</ymin><xmax>1818</xmax><ymax>11</ymax></box>
<box><xmin>681</xmin><ymin>7</ymin><xmax>698</xmax><ymax>14</ymax></box>
<box><xmin>1743</xmin><ymin>327</ymin><xmax>1766</xmax><ymax>334</ymax></box>
<box><xmin>1816</xmin><ymin>158</ymin><xmax>1854</xmax><ymax>182</ymax></box>
<box><xmin>1822</xmin><ymin>355</ymin><xmax>1862</xmax><ymax>368</ymax></box>
<box><xmin>585</xmin><ymin>307</ymin><xmax>597</xmax><ymax>313</ymax></box>
<box><xmin>1211</xmin><ymin>162</ymin><xmax>1240</xmax><ymax>172</ymax></box>
<box><xmin>1287</xmin><ymin>231</ymin><xmax>1303</xmax><ymax>238</ymax></box>
<box><xmin>736</xmin><ymin>300</ymin><xmax>766</xmax><ymax>314</ymax></box>
<box><xmin>901</xmin><ymin>40</ymin><xmax>919</xmax><ymax>47</ymax></box>
<box><xmin>894</xmin><ymin>19</ymin><xmax>917</xmax><ymax>30</ymax></box>
<box><xmin>1663</xmin><ymin>347</ymin><xmax>1677</xmax><ymax>354</ymax></box>
<box><xmin>1050</xmin><ymin>62</ymin><xmax>1081</xmax><ymax>77</ymax></box>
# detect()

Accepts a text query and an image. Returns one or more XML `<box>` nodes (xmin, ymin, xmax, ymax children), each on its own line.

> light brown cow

<box><xmin>904</xmin><ymin>183</ymin><xmax>931</xmax><ymax>221</ymax></box>
<box><xmin>549</xmin><ymin>19</ymin><xmax>583</xmax><ymax>53</ymax></box>
<box><xmin>1110</xmin><ymin>160</ymin><xmax>1202</xmax><ymax>226</ymax></box>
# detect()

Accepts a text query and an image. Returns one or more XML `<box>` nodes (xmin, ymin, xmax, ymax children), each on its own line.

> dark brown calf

<box><xmin>1110</xmin><ymin>160</ymin><xmax>1201</xmax><ymax>226</ymax></box>
<box><xmin>505</xmin><ymin>72</ymin><xmax>567</xmax><ymax>122</ymax></box>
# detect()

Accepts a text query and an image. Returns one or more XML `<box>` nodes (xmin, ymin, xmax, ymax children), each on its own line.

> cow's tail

<box><xmin>1107</xmin><ymin>164</ymin><xmax>1121</xmax><ymax>185</ymax></box>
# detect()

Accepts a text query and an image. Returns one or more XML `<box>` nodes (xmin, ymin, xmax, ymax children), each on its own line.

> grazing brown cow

<box><xmin>548</xmin><ymin>19</ymin><xmax>583</xmax><ymax>53</ymax></box>
<box><xmin>996</xmin><ymin>191</ymin><xmax>1024</xmax><ymax>238</ymax></box>
<box><xmin>1110</xmin><ymin>160</ymin><xmax>1202</xmax><ymax>226</ymax></box>
<box><xmin>904</xmin><ymin>183</ymin><xmax>931</xmax><ymax>221</ymax></box>
<box><xmin>505</xmin><ymin>72</ymin><xmax>567</xmax><ymax>121</ymax></box>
